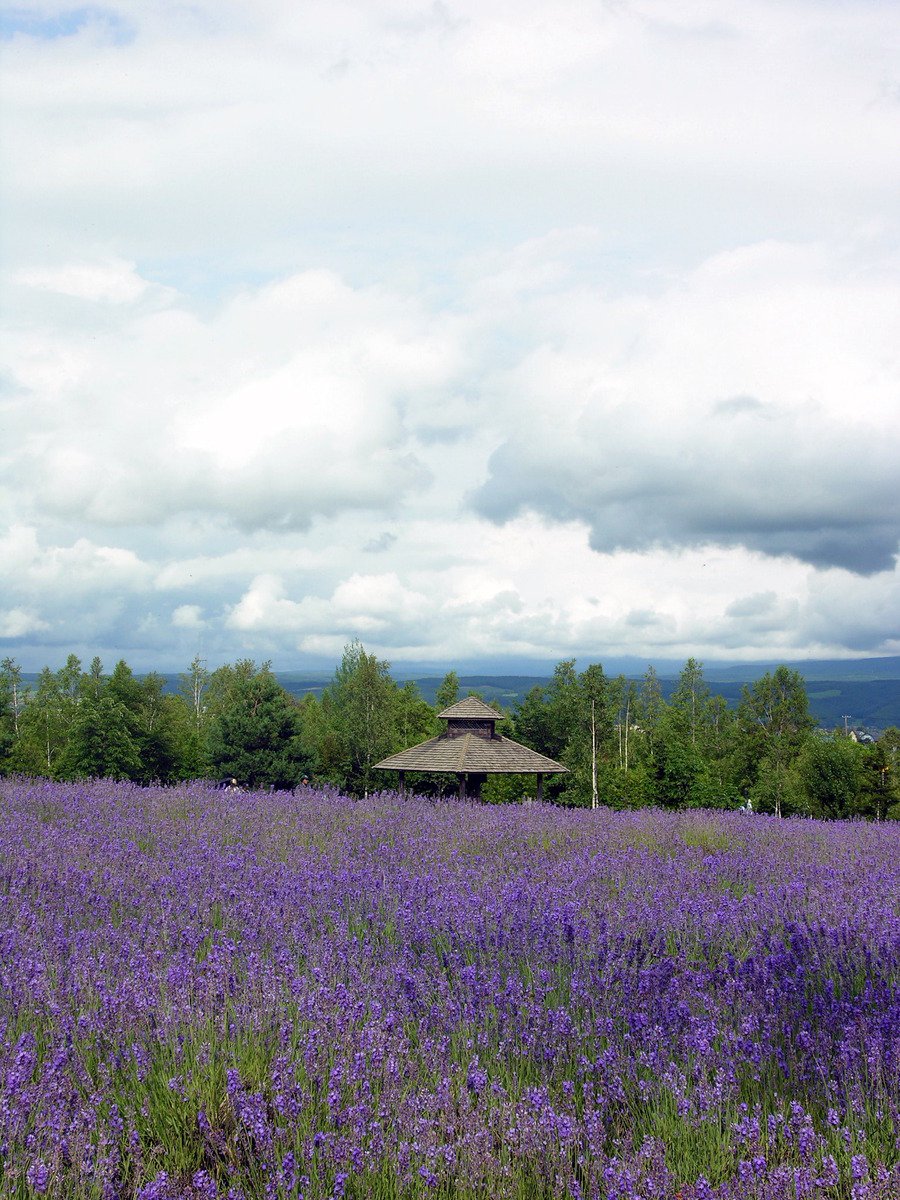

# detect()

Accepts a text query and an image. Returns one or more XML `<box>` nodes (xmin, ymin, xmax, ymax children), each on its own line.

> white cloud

<box><xmin>0</xmin><ymin>525</ymin><xmax>151</xmax><ymax>594</ymax></box>
<box><xmin>12</xmin><ymin>259</ymin><xmax>150</xmax><ymax>303</ymax></box>
<box><xmin>472</xmin><ymin>238</ymin><xmax>900</xmax><ymax>574</ymax></box>
<box><xmin>206</xmin><ymin>514</ymin><xmax>900</xmax><ymax>665</ymax></box>
<box><xmin>4</xmin><ymin>265</ymin><xmax>463</xmax><ymax>531</ymax></box>
<box><xmin>1</xmin><ymin>0</ymin><xmax>898</xmax><ymax>669</ymax></box>
<box><xmin>0</xmin><ymin>608</ymin><xmax>50</xmax><ymax>638</ymax></box>
<box><xmin>227</xmin><ymin>574</ymin><xmax>304</xmax><ymax>633</ymax></box>
<box><xmin>227</xmin><ymin>570</ymin><xmax>431</xmax><ymax>641</ymax></box>
<box><xmin>172</xmin><ymin>604</ymin><xmax>205</xmax><ymax>629</ymax></box>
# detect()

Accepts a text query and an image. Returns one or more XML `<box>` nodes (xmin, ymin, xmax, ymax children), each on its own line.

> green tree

<box><xmin>0</xmin><ymin>657</ymin><xmax>24</xmax><ymax>730</ymax></box>
<box><xmin>162</xmin><ymin>693</ymin><xmax>209</xmax><ymax>780</ymax></box>
<box><xmin>177</xmin><ymin>654</ymin><xmax>212</xmax><ymax>774</ymax></box>
<box><xmin>637</xmin><ymin>666</ymin><xmax>665</xmax><ymax>770</ymax></box>
<box><xmin>513</xmin><ymin>660</ymin><xmax>619</xmax><ymax>807</ymax></box>
<box><xmin>106</xmin><ymin>661</ymin><xmax>195</xmax><ymax>783</ymax></box>
<box><xmin>323</xmin><ymin>640</ymin><xmax>405</xmax><ymax>795</ymax></box>
<box><xmin>510</xmin><ymin>661</ymin><xmax>579</xmax><ymax>802</ymax></box>
<box><xmin>511</xmin><ymin>684</ymin><xmax>553</xmax><ymax>754</ymax></box>
<box><xmin>481</xmin><ymin>772</ymin><xmax>538</xmax><ymax>804</ymax></box>
<box><xmin>396</xmin><ymin>680</ymin><xmax>434</xmax><ymax>749</ymax></box>
<box><xmin>434</xmin><ymin>670</ymin><xmax>460</xmax><ymax>712</ymax></box>
<box><xmin>610</xmin><ymin>675</ymin><xmax>639</xmax><ymax>772</ymax></box>
<box><xmin>106</xmin><ymin>659</ymin><xmax>143</xmax><ymax>710</ymax></box>
<box><xmin>547</xmin><ymin>664</ymin><xmax>615</xmax><ymax>808</ymax></box>
<box><xmin>878</xmin><ymin>728</ymin><xmax>900</xmax><ymax>819</ymax></box>
<box><xmin>56</xmin><ymin>694</ymin><xmax>143</xmax><ymax>780</ymax></box>
<box><xmin>650</xmin><ymin>661</ymin><xmax>724</xmax><ymax>809</ymax></box>
<box><xmin>736</xmin><ymin>666</ymin><xmax>815</xmax><ymax>816</ymax></box>
<box><xmin>180</xmin><ymin>654</ymin><xmax>210</xmax><ymax>735</ymax></box>
<box><xmin>653</xmin><ymin>715</ymin><xmax>719</xmax><ymax>809</ymax></box>
<box><xmin>84</xmin><ymin>655</ymin><xmax>105</xmax><ymax>701</ymax></box>
<box><xmin>545</xmin><ymin>660</ymin><xmax>581</xmax><ymax>763</ymax></box>
<box><xmin>207</xmin><ymin>662</ymin><xmax>309</xmax><ymax>790</ymax></box>
<box><xmin>205</xmin><ymin>660</ymin><xmax>259</xmax><ymax>727</ymax></box>
<box><xmin>130</xmin><ymin>672</ymin><xmax>180</xmax><ymax>781</ymax></box>
<box><xmin>7</xmin><ymin>658</ymin><xmax>83</xmax><ymax>777</ymax></box>
<box><xmin>56</xmin><ymin>654</ymin><xmax>82</xmax><ymax>698</ymax></box>
<box><xmin>296</xmin><ymin>692</ymin><xmax>342</xmax><ymax>781</ymax></box>
<box><xmin>853</xmin><ymin>739</ymin><xmax>898</xmax><ymax>821</ymax></box>
<box><xmin>796</xmin><ymin>735</ymin><xmax>863</xmax><ymax>819</ymax></box>
<box><xmin>668</xmin><ymin>658</ymin><xmax>714</xmax><ymax>751</ymax></box>
<box><xmin>0</xmin><ymin>658</ymin><xmax>26</xmax><ymax>766</ymax></box>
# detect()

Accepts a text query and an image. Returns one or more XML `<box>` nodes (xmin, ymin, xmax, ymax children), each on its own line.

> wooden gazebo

<box><xmin>374</xmin><ymin>696</ymin><xmax>567</xmax><ymax>800</ymax></box>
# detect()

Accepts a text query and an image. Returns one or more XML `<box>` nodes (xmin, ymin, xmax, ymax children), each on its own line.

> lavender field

<box><xmin>1</xmin><ymin>780</ymin><xmax>898</xmax><ymax>1200</ymax></box>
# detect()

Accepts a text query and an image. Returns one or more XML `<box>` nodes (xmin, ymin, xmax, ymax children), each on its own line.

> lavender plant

<box><xmin>1</xmin><ymin>778</ymin><xmax>898</xmax><ymax>1199</ymax></box>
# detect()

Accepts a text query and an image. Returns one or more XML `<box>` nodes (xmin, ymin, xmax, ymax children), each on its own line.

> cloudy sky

<box><xmin>2</xmin><ymin>0</ymin><xmax>899</xmax><ymax>673</ymax></box>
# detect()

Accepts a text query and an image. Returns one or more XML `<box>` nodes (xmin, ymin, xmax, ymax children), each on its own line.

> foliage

<box><xmin>5</xmin><ymin>658</ymin><xmax>83</xmax><ymax>776</ymax></box>
<box><xmin>434</xmin><ymin>669</ymin><xmax>460</xmax><ymax>712</ymax></box>
<box><xmin>316</xmin><ymin>640</ymin><xmax>412</xmax><ymax>795</ymax></box>
<box><xmin>55</xmin><ymin>693</ymin><xmax>144</xmax><ymax>781</ymax></box>
<box><xmin>736</xmin><ymin>667</ymin><xmax>816</xmax><ymax>816</ymax></box>
<box><xmin>798</xmin><ymin>735</ymin><xmax>861</xmax><ymax>818</ymax></box>
<box><xmin>206</xmin><ymin>661</ymin><xmax>309</xmax><ymax>790</ymax></box>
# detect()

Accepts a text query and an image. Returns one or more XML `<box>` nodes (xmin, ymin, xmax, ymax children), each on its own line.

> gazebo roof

<box><xmin>375</xmin><ymin>690</ymin><xmax>567</xmax><ymax>782</ymax></box>
<box><xmin>436</xmin><ymin>696</ymin><xmax>505</xmax><ymax>721</ymax></box>
<box><xmin>374</xmin><ymin>732</ymin><xmax>566</xmax><ymax>775</ymax></box>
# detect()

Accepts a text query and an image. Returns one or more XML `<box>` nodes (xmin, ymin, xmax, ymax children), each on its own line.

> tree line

<box><xmin>512</xmin><ymin>658</ymin><xmax>898</xmax><ymax>820</ymax></box>
<box><xmin>0</xmin><ymin>648</ymin><xmax>897</xmax><ymax>818</ymax></box>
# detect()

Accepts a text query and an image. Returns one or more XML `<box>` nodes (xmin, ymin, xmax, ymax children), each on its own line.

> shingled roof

<box><xmin>374</xmin><ymin>692</ymin><xmax>566</xmax><ymax>777</ymax></box>
<box><xmin>436</xmin><ymin>696</ymin><xmax>505</xmax><ymax>721</ymax></box>
<box><xmin>375</xmin><ymin>732</ymin><xmax>566</xmax><ymax>775</ymax></box>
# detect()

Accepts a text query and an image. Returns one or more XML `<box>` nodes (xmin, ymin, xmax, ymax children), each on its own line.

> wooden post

<box><xmin>398</xmin><ymin>771</ymin><xmax>406</xmax><ymax>799</ymax></box>
<box><xmin>536</xmin><ymin>773</ymin><xmax>543</xmax><ymax>803</ymax></box>
<box><xmin>458</xmin><ymin>774</ymin><xmax>466</xmax><ymax>800</ymax></box>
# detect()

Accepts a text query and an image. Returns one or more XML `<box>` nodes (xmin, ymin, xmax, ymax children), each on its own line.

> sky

<box><xmin>1</xmin><ymin>0</ymin><xmax>899</xmax><ymax>674</ymax></box>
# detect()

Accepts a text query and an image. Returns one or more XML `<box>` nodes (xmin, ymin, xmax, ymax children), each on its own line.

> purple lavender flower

<box><xmin>1</xmin><ymin>778</ymin><xmax>898</xmax><ymax>1198</ymax></box>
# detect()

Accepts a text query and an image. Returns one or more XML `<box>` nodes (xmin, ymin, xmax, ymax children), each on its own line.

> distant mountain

<box><xmin>402</xmin><ymin>676</ymin><xmax>552</xmax><ymax>709</ymax></box>
<box><xmin>17</xmin><ymin>657</ymin><xmax>900</xmax><ymax>735</ymax></box>
<box><xmin>699</xmin><ymin>656</ymin><xmax>900</xmax><ymax>683</ymax></box>
<box><xmin>382</xmin><ymin>655</ymin><xmax>900</xmax><ymax>683</ymax></box>
<box><xmin>385</xmin><ymin>664</ymin><xmax>900</xmax><ymax>732</ymax></box>
<box><xmin>391</xmin><ymin>669</ymin><xmax>900</xmax><ymax>732</ymax></box>
<box><xmin>649</xmin><ymin>679</ymin><xmax>898</xmax><ymax>733</ymax></box>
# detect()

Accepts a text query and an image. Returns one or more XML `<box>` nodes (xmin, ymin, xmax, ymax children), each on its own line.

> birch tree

<box><xmin>326</xmin><ymin>640</ymin><xmax>403</xmax><ymax>796</ymax></box>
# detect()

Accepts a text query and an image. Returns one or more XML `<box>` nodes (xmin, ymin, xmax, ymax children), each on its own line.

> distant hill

<box><xmin>404</xmin><ymin>675</ymin><xmax>552</xmax><ymax>708</ymax></box>
<box><xmin>386</xmin><ymin>663</ymin><xmax>900</xmax><ymax>733</ymax></box>
<box><xmin>699</xmin><ymin>656</ymin><xmax>900</xmax><ymax>684</ymax></box>
<box><xmin>17</xmin><ymin>658</ymin><xmax>900</xmax><ymax>735</ymax></box>
<box><xmin>393</xmin><ymin>668</ymin><xmax>900</xmax><ymax>733</ymax></box>
<box><xmin>652</xmin><ymin>679</ymin><xmax>898</xmax><ymax>733</ymax></box>
<box><xmin>273</xmin><ymin>673</ymin><xmax>552</xmax><ymax>709</ymax></box>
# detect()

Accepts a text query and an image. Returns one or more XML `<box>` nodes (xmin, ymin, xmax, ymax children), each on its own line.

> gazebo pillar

<box><xmin>457</xmin><ymin>773</ymin><xmax>488</xmax><ymax>800</ymax></box>
<box><xmin>536</xmin><ymin>773</ymin><xmax>544</xmax><ymax>803</ymax></box>
<box><xmin>398</xmin><ymin>771</ymin><xmax>406</xmax><ymax>798</ymax></box>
